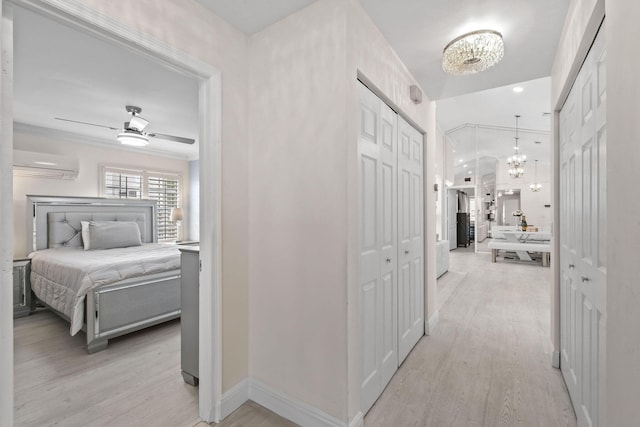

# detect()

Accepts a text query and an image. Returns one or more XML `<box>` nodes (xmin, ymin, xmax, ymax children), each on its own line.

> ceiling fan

<box><xmin>55</xmin><ymin>105</ymin><xmax>195</xmax><ymax>146</ymax></box>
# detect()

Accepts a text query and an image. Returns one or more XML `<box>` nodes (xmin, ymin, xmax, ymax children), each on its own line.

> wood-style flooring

<box><xmin>14</xmin><ymin>248</ymin><xmax>575</xmax><ymax>426</ymax></box>
<box><xmin>364</xmin><ymin>249</ymin><xmax>576</xmax><ymax>426</ymax></box>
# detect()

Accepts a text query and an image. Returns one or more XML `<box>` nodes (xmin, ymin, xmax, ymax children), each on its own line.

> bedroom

<box><xmin>11</xmin><ymin>5</ymin><xmax>204</xmax><ymax>425</ymax></box>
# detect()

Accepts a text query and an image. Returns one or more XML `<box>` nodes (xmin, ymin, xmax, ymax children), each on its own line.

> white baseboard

<box><xmin>249</xmin><ymin>379</ymin><xmax>347</xmax><ymax>427</ymax></box>
<box><xmin>349</xmin><ymin>411</ymin><xmax>364</xmax><ymax>427</ymax></box>
<box><xmin>425</xmin><ymin>310</ymin><xmax>439</xmax><ymax>336</ymax></box>
<box><xmin>551</xmin><ymin>350</ymin><xmax>560</xmax><ymax>369</ymax></box>
<box><xmin>220</xmin><ymin>378</ymin><xmax>250</xmax><ymax>419</ymax></box>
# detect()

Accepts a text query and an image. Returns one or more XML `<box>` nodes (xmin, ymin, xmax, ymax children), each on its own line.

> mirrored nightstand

<box><xmin>13</xmin><ymin>259</ymin><xmax>32</xmax><ymax>318</ymax></box>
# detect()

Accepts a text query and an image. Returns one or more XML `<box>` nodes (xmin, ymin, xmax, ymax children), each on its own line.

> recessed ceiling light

<box><xmin>468</xmin><ymin>171</ymin><xmax>472</xmax><ymax>174</ymax></box>
<box><xmin>513</xmin><ymin>87</ymin><xmax>524</xmax><ymax>93</ymax></box>
<box><xmin>459</xmin><ymin>159</ymin><xmax>464</xmax><ymax>163</ymax></box>
<box><xmin>463</xmin><ymin>164</ymin><xmax>468</xmax><ymax>168</ymax></box>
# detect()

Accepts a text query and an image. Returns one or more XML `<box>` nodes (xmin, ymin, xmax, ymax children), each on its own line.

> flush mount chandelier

<box><xmin>442</xmin><ymin>29</ymin><xmax>504</xmax><ymax>76</ymax></box>
<box><xmin>507</xmin><ymin>115</ymin><xmax>526</xmax><ymax>178</ymax></box>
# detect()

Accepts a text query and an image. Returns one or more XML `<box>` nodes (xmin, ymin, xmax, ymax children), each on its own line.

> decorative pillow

<box><xmin>87</xmin><ymin>221</ymin><xmax>142</xmax><ymax>250</ymax></box>
<box><xmin>81</xmin><ymin>221</ymin><xmax>91</xmax><ymax>250</ymax></box>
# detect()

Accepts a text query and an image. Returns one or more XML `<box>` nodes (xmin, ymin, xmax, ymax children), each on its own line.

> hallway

<box><xmin>364</xmin><ymin>248</ymin><xmax>576</xmax><ymax>426</ymax></box>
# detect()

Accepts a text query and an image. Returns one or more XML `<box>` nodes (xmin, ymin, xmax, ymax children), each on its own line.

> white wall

<box><xmin>605</xmin><ymin>1</ymin><xmax>640</xmax><ymax>424</ymax></box>
<box><xmin>435</xmin><ymin>125</ymin><xmax>445</xmax><ymax>240</ymax></box>
<box><xmin>495</xmin><ymin>160</ymin><xmax>552</xmax><ymax>229</ymax></box>
<box><xmin>249</xmin><ymin>0</ymin><xmax>350</xmax><ymax>420</ymax></box>
<box><xmin>12</xmin><ymin>130</ymin><xmax>191</xmax><ymax>257</ymax></box>
<box><xmin>248</xmin><ymin>0</ymin><xmax>435</xmax><ymax>423</ymax></box>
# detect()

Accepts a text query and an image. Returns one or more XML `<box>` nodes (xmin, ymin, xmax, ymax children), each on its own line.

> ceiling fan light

<box><xmin>442</xmin><ymin>29</ymin><xmax>504</xmax><ymax>76</ymax></box>
<box><xmin>117</xmin><ymin>131</ymin><xmax>149</xmax><ymax>147</ymax></box>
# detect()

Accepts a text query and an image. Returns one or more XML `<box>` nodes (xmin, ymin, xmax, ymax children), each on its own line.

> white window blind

<box><xmin>101</xmin><ymin>166</ymin><xmax>181</xmax><ymax>241</ymax></box>
<box><xmin>148</xmin><ymin>174</ymin><xmax>180</xmax><ymax>241</ymax></box>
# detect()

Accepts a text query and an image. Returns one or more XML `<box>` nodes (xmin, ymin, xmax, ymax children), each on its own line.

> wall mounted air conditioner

<box><xmin>13</xmin><ymin>149</ymin><xmax>79</xmax><ymax>180</ymax></box>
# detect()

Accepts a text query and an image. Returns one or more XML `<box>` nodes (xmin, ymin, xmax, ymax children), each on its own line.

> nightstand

<box><xmin>13</xmin><ymin>259</ymin><xmax>32</xmax><ymax>318</ymax></box>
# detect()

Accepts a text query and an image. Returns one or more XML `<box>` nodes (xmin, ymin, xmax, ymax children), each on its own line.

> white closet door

<box><xmin>397</xmin><ymin>116</ymin><xmax>424</xmax><ymax>364</ymax></box>
<box><xmin>560</xmin><ymin>23</ymin><xmax>606</xmax><ymax>427</ymax></box>
<box><xmin>359</xmin><ymin>84</ymin><xmax>398</xmax><ymax>413</ymax></box>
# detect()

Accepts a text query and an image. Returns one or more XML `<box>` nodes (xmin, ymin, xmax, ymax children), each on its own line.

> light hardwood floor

<box><xmin>364</xmin><ymin>249</ymin><xmax>576</xmax><ymax>426</ymax></box>
<box><xmin>14</xmin><ymin>248</ymin><xmax>575</xmax><ymax>426</ymax></box>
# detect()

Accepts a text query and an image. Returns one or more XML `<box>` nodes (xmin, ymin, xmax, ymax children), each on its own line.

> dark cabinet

<box><xmin>456</xmin><ymin>213</ymin><xmax>471</xmax><ymax>248</ymax></box>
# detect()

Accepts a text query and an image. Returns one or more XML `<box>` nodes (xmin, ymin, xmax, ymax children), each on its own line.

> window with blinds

<box><xmin>148</xmin><ymin>174</ymin><xmax>180</xmax><ymax>241</ymax></box>
<box><xmin>101</xmin><ymin>166</ymin><xmax>181</xmax><ymax>241</ymax></box>
<box><xmin>104</xmin><ymin>170</ymin><xmax>143</xmax><ymax>199</ymax></box>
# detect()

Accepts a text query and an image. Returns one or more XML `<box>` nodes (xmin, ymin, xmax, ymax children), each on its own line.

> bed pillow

<box><xmin>81</xmin><ymin>221</ymin><xmax>91</xmax><ymax>250</ymax></box>
<box><xmin>87</xmin><ymin>221</ymin><xmax>142</xmax><ymax>250</ymax></box>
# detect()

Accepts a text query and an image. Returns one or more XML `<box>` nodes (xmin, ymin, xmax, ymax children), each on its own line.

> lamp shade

<box><xmin>170</xmin><ymin>207</ymin><xmax>184</xmax><ymax>222</ymax></box>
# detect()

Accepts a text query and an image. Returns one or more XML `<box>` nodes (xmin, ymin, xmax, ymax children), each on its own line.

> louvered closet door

<box><xmin>397</xmin><ymin>116</ymin><xmax>424</xmax><ymax>364</ymax></box>
<box><xmin>559</xmin><ymin>22</ymin><xmax>606</xmax><ymax>427</ymax></box>
<box><xmin>359</xmin><ymin>83</ymin><xmax>399</xmax><ymax>413</ymax></box>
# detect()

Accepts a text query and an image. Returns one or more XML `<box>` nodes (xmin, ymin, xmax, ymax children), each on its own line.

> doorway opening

<box><xmin>1</xmin><ymin>1</ymin><xmax>222</xmax><ymax>424</ymax></box>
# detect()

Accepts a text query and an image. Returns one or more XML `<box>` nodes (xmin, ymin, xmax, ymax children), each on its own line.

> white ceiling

<box><xmin>195</xmin><ymin>0</ymin><xmax>569</xmax><ymax>101</ymax></box>
<box><xmin>440</xmin><ymin>77</ymin><xmax>552</xmax><ymax>178</ymax></box>
<box><xmin>13</xmin><ymin>6</ymin><xmax>200</xmax><ymax>160</ymax></box>
<box><xmin>358</xmin><ymin>0</ymin><xmax>569</xmax><ymax>100</ymax></box>
<box><xmin>196</xmin><ymin>0</ymin><xmax>317</xmax><ymax>34</ymax></box>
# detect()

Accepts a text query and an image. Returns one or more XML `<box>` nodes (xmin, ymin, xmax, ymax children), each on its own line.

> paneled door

<box><xmin>359</xmin><ymin>83</ymin><xmax>399</xmax><ymax>413</ymax></box>
<box><xmin>559</xmin><ymin>22</ymin><xmax>606</xmax><ymax>427</ymax></box>
<box><xmin>397</xmin><ymin>115</ymin><xmax>424</xmax><ymax>364</ymax></box>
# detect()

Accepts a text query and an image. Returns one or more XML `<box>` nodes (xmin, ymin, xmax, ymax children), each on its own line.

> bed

<box><xmin>26</xmin><ymin>195</ymin><xmax>182</xmax><ymax>353</ymax></box>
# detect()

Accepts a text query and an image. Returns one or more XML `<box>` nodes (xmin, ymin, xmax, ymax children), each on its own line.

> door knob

<box><xmin>386</xmin><ymin>258</ymin><xmax>391</xmax><ymax>263</ymax></box>
<box><xmin>404</xmin><ymin>250</ymin><xmax>409</xmax><ymax>255</ymax></box>
<box><xmin>581</xmin><ymin>276</ymin><xmax>590</xmax><ymax>282</ymax></box>
<box><xmin>568</xmin><ymin>264</ymin><xmax>575</xmax><ymax>269</ymax></box>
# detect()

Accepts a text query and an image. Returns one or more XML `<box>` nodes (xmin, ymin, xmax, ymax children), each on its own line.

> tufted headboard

<box><xmin>27</xmin><ymin>195</ymin><xmax>158</xmax><ymax>252</ymax></box>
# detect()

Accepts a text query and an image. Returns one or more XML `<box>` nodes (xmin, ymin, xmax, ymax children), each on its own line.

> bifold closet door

<box><xmin>359</xmin><ymin>82</ymin><xmax>425</xmax><ymax>413</ymax></box>
<box><xmin>559</xmin><ymin>22</ymin><xmax>606</xmax><ymax>427</ymax></box>
<box><xmin>359</xmin><ymin>83</ymin><xmax>399</xmax><ymax>413</ymax></box>
<box><xmin>397</xmin><ymin>116</ymin><xmax>424</xmax><ymax>364</ymax></box>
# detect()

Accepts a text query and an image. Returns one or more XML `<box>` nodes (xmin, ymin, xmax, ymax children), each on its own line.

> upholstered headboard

<box><xmin>27</xmin><ymin>195</ymin><xmax>157</xmax><ymax>252</ymax></box>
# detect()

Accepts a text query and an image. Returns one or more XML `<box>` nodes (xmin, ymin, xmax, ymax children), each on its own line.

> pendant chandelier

<box><xmin>507</xmin><ymin>115</ymin><xmax>526</xmax><ymax>178</ymax></box>
<box><xmin>530</xmin><ymin>160</ymin><xmax>542</xmax><ymax>192</ymax></box>
<box><xmin>442</xmin><ymin>30</ymin><xmax>504</xmax><ymax>76</ymax></box>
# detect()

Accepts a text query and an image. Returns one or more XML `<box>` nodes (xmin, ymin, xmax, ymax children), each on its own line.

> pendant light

<box><xmin>530</xmin><ymin>160</ymin><xmax>542</xmax><ymax>192</ymax></box>
<box><xmin>507</xmin><ymin>115</ymin><xmax>526</xmax><ymax>178</ymax></box>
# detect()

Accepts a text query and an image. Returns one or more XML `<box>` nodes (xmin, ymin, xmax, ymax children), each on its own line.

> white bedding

<box><xmin>29</xmin><ymin>243</ymin><xmax>181</xmax><ymax>335</ymax></box>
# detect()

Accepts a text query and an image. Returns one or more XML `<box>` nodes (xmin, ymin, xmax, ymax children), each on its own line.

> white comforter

<box><xmin>29</xmin><ymin>243</ymin><xmax>181</xmax><ymax>335</ymax></box>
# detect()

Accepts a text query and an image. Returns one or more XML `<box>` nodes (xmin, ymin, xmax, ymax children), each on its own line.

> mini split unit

<box><xmin>13</xmin><ymin>149</ymin><xmax>79</xmax><ymax>180</ymax></box>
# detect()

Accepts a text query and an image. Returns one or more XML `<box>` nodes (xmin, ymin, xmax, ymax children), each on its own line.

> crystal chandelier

<box><xmin>530</xmin><ymin>160</ymin><xmax>542</xmax><ymax>192</ymax></box>
<box><xmin>442</xmin><ymin>30</ymin><xmax>504</xmax><ymax>76</ymax></box>
<box><xmin>507</xmin><ymin>115</ymin><xmax>526</xmax><ymax>178</ymax></box>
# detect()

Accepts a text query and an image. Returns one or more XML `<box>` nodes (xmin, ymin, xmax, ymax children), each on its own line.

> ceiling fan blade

<box><xmin>54</xmin><ymin>117</ymin><xmax>120</xmax><ymax>131</ymax></box>
<box><xmin>148</xmin><ymin>132</ymin><xmax>195</xmax><ymax>145</ymax></box>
